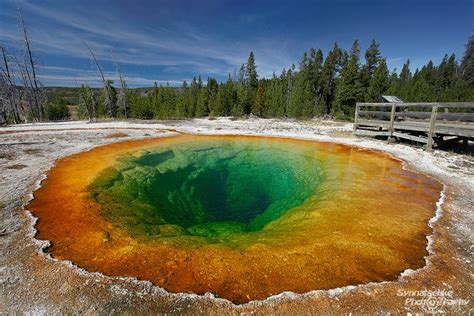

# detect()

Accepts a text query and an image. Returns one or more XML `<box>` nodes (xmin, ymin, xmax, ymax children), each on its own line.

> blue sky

<box><xmin>0</xmin><ymin>0</ymin><xmax>472</xmax><ymax>87</ymax></box>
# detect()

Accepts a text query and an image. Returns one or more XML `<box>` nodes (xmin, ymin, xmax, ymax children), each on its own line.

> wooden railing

<box><xmin>353</xmin><ymin>102</ymin><xmax>474</xmax><ymax>150</ymax></box>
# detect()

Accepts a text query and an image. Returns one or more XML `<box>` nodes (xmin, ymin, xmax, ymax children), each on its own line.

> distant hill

<box><xmin>44</xmin><ymin>87</ymin><xmax>82</xmax><ymax>105</ymax></box>
<box><xmin>43</xmin><ymin>86</ymin><xmax>173</xmax><ymax>105</ymax></box>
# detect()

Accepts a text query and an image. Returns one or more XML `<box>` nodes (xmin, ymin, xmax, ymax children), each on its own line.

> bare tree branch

<box><xmin>0</xmin><ymin>44</ymin><xmax>22</xmax><ymax>123</ymax></box>
<box><xmin>16</xmin><ymin>3</ymin><xmax>45</xmax><ymax>121</ymax></box>
<box><xmin>17</xmin><ymin>4</ymin><xmax>39</xmax><ymax>91</ymax></box>
<box><xmin>112</xmin><ymin>54</ymin><xmax>129</xmax><ymax>118</ymax></box>
<box><xmin>84</xmin><ymin>43</ymin><xmax>117</xmax><ymax>117</ymax></box>
<box><xmin>84</xmin><ymin>41</ymin><xmax>106</xmax><ymax>84</ymax></box>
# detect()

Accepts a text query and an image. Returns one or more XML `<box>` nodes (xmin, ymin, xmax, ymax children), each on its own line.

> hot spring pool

<box><xmin>90</xmin><ymin>138</ymin><xmax>323</xmax><ymax>239</ymax></box>
<box><xmin>30</xmin><ymin>135</ymin><xmax>442</xmax><ymax>304</ymax></box>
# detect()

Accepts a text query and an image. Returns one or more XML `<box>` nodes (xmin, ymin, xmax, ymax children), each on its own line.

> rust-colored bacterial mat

<box><xmin>29</xmin><ymin>135</ymin><xmax>442</xmax><ymax>304</ymax></box>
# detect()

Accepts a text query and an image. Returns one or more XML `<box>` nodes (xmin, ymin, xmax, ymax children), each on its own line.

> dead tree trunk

<box><xmin>77</xmin><ymin>80</ymin><xmax>97</xmax><ymax>122</ymax></box>
<box><xmin>89</xmin><ymin>85</ymin><xmax>97</xmax><ymax>121</ymax></box>
<box><xmin>85</xmin><ymin>42</ymin><xmax>116</xmax><ymax>118</ymax></box>
<box><xmin>0</xmin><ymin>45</ymin><xmax>21</xmax><ymax>123</ymax></box>
<box><xmin>85</xmin><ymin>83</ymin><xmax>97</xmax><ymax>122</ymax></box>
<box><xmin>17</xmin><ymin>5</ymin><xmax>44</xmax><ymax>121</ymax></box>
<box><xmin>113</xmin><ymin>55</ymin><xmax>129</xmax><ymax>118</ymax></box>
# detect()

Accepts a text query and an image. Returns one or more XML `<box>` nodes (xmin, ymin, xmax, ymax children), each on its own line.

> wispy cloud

<box><xmin>0</xmin><ymin>0</ymin><xmax>295</xmax><ymax>85</ymax></box>
<box><xmin>39</xmin><ymin>65</ymin><xmax>186</xmax><ymax>87</ymax></box>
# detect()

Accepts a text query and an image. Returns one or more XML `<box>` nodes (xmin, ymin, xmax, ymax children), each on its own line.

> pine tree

<box><xmin>206</xmin><ymin>77</ymin><xmax>219</xmax><ymax>116</ymax></box>
<box><xmin>411</xmin><ymin>73</ymin><xmax>433</xmax><ymax>102</ymax></box>
<box><xmin>461</xmin><ymin>35</ymin><xmax>474</xmax><ymax>85</ymax></box>
<box><xmin>309</xmin><ymin>48</ymin><xmax>324</xmax><ymax>113</ymax></box>
<box><xmin>232</xmin><ymin>64</ymin><xmax>246</xmax><ymax>116</ymax></box>
<box><xmin>211</xmin><ymin>86</ymin><xmax>224</xmax><ymax>116</ymax></box>
<box><xmin>223</xmin><ymin>74</ymin><xmax>236</xmax><ymax>115</ymax></box>
<box><xmin>386</xmin><ymin>69</ymin><xmax>398</xmax><ymax>95</ymax></box>
<box><xmin>241</xmin><ymin>51</ymin><xmax>258</xmax><ymax>115</ymax></box>
<box><xmin>265</xmin><ymin>73</ymin><xmax>285</xmax><ymax>117</ymax></box>
<box><xmin>367</xmin><ymin>58</ymin><xmax>389</xmax><ymax>101</ymax></box>
<box><xmin>423</xmin><ymin>60</ymin><xmax>437</xmax><ymax>86</ymax></box>
<box><xmin>233</xmin><ymin>85</ymin><xmax>246</xmax><ymax>117</ymax></box>
<box><xmin>361</xmin><ymin>39</ymin><xmax>381</xmax><ymax>100</ymax></box>
<box><xmin>195</xmin><ymin>88</ymin><xmax>209</xmax><ymax>117</ymax></box>
<box><xmin>288</xmin><ymin>74</ymin><xmax>305</xmax><ymax>118</ymax></box>
<box><xmin>301</xmin><ymin>52</ymin><xmax>317</xmax><ymax>117</ymax></box>
<box><xmin>334</xmin><ymin>40</ymin><xmax>363</xmax><ymax>117</ymax></box>
<box><xmin>395</xmin><ymin>59</ymin><xmax>412</xmax><ymax>100</ymax></box>
<box><xmin>246</xmin><ymin>51</ymin><xmax>258</xmax><ymax>89</ymax></box>
<box><xmin>436</xmin><ymin>54</ymin><xmax>459</xmax><ymax>100</ymax></box>
<box><xmin>409</xmin><ymin>61</ymin><xmax>436</xmax><ymax>102</ymax></box>
<box><xmin>150</xmin><ymin>82</ymin><xmax>161</xmax><ymax>117</ymax></box>
<box><xmin>158</xmin><ymin>82</ymin><xmax>176</xmax><ymax>118</ymax></box>
<box><xmin>387</xmin><ymin>62</ymin><xmax>404</xmax><ymax>100</ymax></box>
<box><xmin>364</xmin><ymin>39</ymin><xmax>381</xmax><ymax>76</ymax></box>
<box><xmin>175</xmin><ymin>81</ymin><xmax>189</xmax><ymax>117</ymax></box>
<box><xmin>130</xmin><ymin>89</ymin><xmax>153</xmax><ymax>119</ymax></box>
<box><xmin>284</xmin><ymin>67</ymin><xmax>294</xmax><ymax>115</ymax></box>
<box><xmin>399</xmin><ymin>60</ymin><xmax>412</xmax><ymax>81</ymax></box>
<box><xmin>288</xmin><ymin>52</ymin><xmax>315</xmax><ymax>118</ymax></box>
<box><xmin>238</xmin><ymin>64</ymin><xmax>246</xmax><ymax>84</ymax></box>
<box><xmin>189</xmin><ymin>77</ymin><xmax>200</xmax><ymax>117</ymax></box>
<box><xmin>253</xmin><ymin>80</ymin><xmax>266</xmax><ymax>116</ymax></box>
<box><xmin>320</xmin><ymin>43</ymin><xmax>343</xmax><ymax>114</ymax></box>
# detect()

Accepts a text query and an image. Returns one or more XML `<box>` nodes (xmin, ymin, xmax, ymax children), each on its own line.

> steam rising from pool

<box><xmin>29</xmin><ymin>135</ymin><xmax>442</xmax><ymax>304</ymax></box>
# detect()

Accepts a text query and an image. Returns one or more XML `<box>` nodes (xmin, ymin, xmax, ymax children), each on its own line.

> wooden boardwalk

<box><xmin>353</xmin><ymin>102</ymin><xmax>474</xmax><ymax>150</ymax></box>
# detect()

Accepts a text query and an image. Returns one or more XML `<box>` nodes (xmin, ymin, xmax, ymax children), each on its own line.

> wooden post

<box><xmin>388</xmin><ymin>102</ymin><xmax>396</xmax><ymax>142</ymax></box>
<box><xmin>426</xmin><ymin>105</ymin><xmax>438</xmax><ymax>151</ymax></box>
<box><xmin>353</xmin><ymin>103</ymin><xmax>360</xmax><ymax>134</ymax></box>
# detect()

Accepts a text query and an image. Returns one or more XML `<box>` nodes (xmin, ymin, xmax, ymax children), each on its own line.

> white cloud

<box><xmin>0</xmin><ymin>0</ymin><xmax>295</xmax><ymax>82</ymax></box>
<box><xmin>38</xmin><ymin>66</ymin><xmax>187</xmax><ymax>87</ymax></box>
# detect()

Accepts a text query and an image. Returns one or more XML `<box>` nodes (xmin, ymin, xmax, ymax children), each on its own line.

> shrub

<box><xmin>46</xmin><ymin>97</ymin><xmax>70</xmax><ymax>121</ymax></box>
<box><xmin>333</xmin><ymin>111</ymin><xmax>353</xmax><ymax>121</ymax></box>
